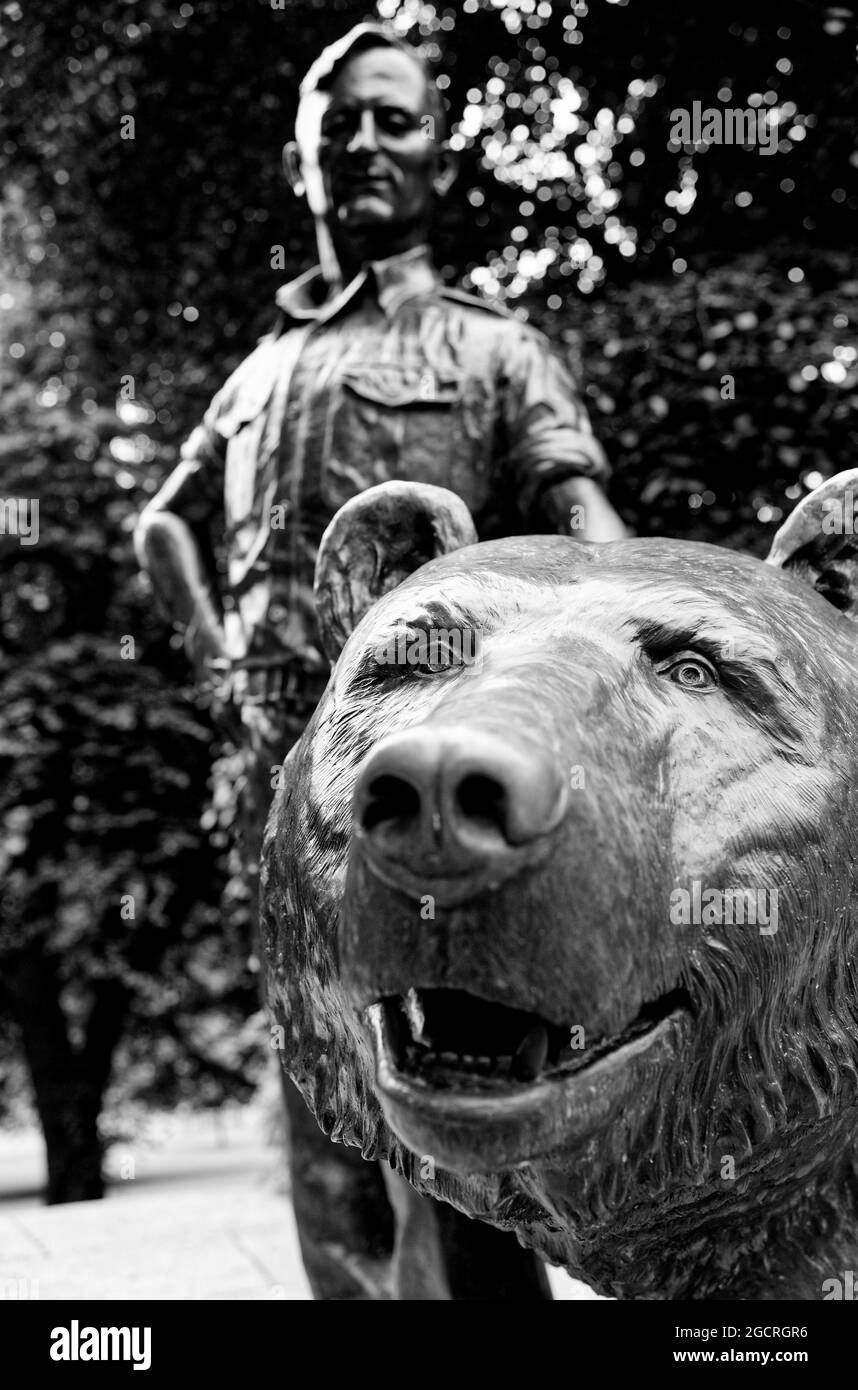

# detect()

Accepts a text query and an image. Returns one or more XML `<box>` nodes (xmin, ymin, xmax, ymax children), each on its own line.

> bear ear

<box><xmin>766</xmin><ymin>469</ymin><xmax>858</xmax><ymax>619</ymax></box>
<box><xmin>314</xmin><ymin>481</ymin><xmax>478</xmax><ymax>661</ymax></box>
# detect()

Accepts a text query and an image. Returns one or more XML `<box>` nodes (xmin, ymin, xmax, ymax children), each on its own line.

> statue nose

<box><xmin>354</xmin><ymin>725</ymin><xmax>568</xmax><ymax>892</ymax></box>
<box><xmin>347</xmin><ymin>110</ymin><xmax>379</xmax><ymax>154</ymax></box>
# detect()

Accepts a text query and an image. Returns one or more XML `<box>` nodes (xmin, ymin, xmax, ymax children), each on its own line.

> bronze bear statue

<box><xmin>262</xmin><ymin>471</ymin><xmax>858</xmax><ymax>1300</ymax></box>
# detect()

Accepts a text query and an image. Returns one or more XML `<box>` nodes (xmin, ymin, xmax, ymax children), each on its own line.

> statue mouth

<box><xmin>342</xmin><ymin>172</ymin><xmax>393</xmax><ymax>196</ymax></box>
<box><xmin>366</xmin><ymin>987</ymin><xmax>692</xmax><ymax>1172</ymax></box>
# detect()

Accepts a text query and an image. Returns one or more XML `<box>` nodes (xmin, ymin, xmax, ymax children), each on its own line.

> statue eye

<box><xmin>378</xmin><ymin>107</ymin><xmax>415</xmax><ymax>135</ymax></box>
<box><xmin>366</xmin><ymin>626</ymin><xmax>472</xmax><ymax>683</ymax></box>
<box><xmin>414</xmin><ymin>644</ymin><xmax>458</xmax><ymax>677</ymax></box>
<box><xmin>657</xmin><ymin>652</ymin><xmax>718</xmax><ymax>692</ymax></box>
<box><xmin>409</xmin><ymin>630</ymin><xmax>465</xmax><ymax>678</ymax></box>
<box><xmin>321</xmin><ymin>110</ymin><xmax>353</xmax><ymax>140</ymax></box>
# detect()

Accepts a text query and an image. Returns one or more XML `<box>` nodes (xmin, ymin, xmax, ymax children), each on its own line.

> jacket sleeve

<box><xmin>499</xmin><ymin>323</ymin><xmax>609</xmax><ymax>522</ymax></box>
<box><xmin>144</xmin><ymin>333</ymin><xmax>279</xmax><ymax>524</ymax></box>
<box><xmin>145</xmin><ymin>398</ymin><xmax>227</xmax><ymax>527</ymax></box>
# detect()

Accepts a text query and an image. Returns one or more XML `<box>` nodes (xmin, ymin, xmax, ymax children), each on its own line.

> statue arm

<box><xmin>538</xmin><ymin>474</ymin><xmax>629</xmax><ymax>542</ymax></box>
<box><xmin>135</xmin><ymin>431</ymin><xmax>228</xmax><ymax>681</ymax></box>
<box><xmin>500</xmin><ymin>326</ymin><xmax>628</xmax><ymax>542</ymax></box>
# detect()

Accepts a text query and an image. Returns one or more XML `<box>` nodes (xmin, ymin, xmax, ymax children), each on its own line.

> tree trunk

<box><xmin>41</xmin><ymin>1079</ymin><xmax>104</xmax><ymax>1204</ymax></box>
<box><xmin>4</xmin><ymin>943</ymin><xmax>109</xmax><ymax>1203</ymax></box>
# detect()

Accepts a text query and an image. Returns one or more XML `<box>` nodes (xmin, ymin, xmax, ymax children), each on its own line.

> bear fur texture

<box><xmin>262</xmin><ymin>474</ymin><xmax>858</xmax><ymax>1300</ymax></box>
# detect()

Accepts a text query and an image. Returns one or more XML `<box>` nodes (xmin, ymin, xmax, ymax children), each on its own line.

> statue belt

<box><xmin>227</xmin><ymin>657</ymin><xmax>328</xmax><ymax>714</ymax></box>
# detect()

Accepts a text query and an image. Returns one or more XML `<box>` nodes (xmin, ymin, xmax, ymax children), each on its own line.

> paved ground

<box><xmin>0</xmin><ymin>1110</ymin><xmax>598</xmax><ymax>1300</ymax></box>
<box><xmin>0</xmin><ymin>1110</ymin><xmax>311</xmax><ymax>1301</ymax></box>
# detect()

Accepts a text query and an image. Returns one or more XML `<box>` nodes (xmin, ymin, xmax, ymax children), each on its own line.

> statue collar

<box><xmin>274</xmin><ymin>244</ymin><xmax>439</xmax><ymax>323</ymax></box>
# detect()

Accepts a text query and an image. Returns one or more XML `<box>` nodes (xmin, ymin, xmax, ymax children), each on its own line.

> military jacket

<box><xmin>157</xmin><ymin>245</ymin><xmax>608</xmax><ymax>670</ymax></box>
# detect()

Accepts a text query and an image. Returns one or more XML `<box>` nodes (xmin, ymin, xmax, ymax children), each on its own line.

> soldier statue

<box><xmin>136</xmin><ymin>21</ymin><xmax>625</xmax><ymax>1299</ymax></box>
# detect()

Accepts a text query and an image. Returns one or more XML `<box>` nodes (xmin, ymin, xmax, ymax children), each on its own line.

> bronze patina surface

<box><xmin>136</xmin><ymin>23</ymin><xmax>627</xmax><ymax>1299</ymax></box>
<box><xmin>135</xmin><ymin>23</ymin><xmax>624</xmax><ymax>740</ymax></box>
<box><xmin>262</xmin><ymin>472</ymin><xmax>858</xmax><ymax>1300</ymax></box>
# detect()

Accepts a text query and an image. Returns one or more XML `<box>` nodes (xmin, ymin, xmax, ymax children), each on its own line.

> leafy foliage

<box><xmin>0</xmin><ymin>0</ymin><xmax>855</xmax><ymax>1195</ymax></box>
<box><xmin>0</xmin><ymin>188</ymin><xmax>261</xmax><ymax>1194</ymax></box>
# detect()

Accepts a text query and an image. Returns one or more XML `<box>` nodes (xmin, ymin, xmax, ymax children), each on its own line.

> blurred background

<box><xmin>0</xmin><ymin>0</ymin><xmax>856</xmax><ymax>1231</ymax></box>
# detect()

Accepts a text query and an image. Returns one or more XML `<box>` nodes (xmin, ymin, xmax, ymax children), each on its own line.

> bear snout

<box><xmin>352</xmin><ymin>723</ymin><xmax>568</xmax><ymax>905</ymax></box>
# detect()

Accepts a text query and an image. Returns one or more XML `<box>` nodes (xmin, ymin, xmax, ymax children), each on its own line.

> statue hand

<box><xmin>184</xmin><ymin>607</ymin><xmax>228</xmax><ymax>680</ymax></box>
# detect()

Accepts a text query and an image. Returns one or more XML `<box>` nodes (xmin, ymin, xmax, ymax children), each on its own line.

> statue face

<box><xmin>315</xmin><ymin>46</ymin><xmax>440</xmax><ymax>235</ymax></box>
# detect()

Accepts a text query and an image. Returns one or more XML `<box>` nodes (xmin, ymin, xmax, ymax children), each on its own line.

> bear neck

<box><xmin>576</xmin><ymin>1121</ymin><xmax>858</xmax><ymax>1300</ymax></box>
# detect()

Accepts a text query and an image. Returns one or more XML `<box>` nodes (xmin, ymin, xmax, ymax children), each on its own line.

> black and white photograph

<box><xmin>1</xmin><ymin>0</ymin><xmax>857</xmax><ymax>1357</ymax></box>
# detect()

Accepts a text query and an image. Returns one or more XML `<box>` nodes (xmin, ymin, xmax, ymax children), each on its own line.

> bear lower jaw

<box><xmin>366</xmin><ymin>989</ymin><xmax>692</xmax><ymax>1173</ymax></box>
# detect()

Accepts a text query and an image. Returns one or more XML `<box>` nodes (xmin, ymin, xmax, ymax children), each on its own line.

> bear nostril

<box><xmin>362</xmin><ymin>775</ymin><xmax>422</xmax><ymax>835</ymax></box>
<box><xmin>454</xmin><ymin>773</ymin><xmax>508</xmax><ymax>838</ymax></box>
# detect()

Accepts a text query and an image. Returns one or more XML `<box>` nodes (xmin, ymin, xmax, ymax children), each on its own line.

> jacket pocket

<box><xmin>326</xmin><ymin>363</ymin><xmax>484</xmax><ymax>506</ymax></box>
<box><xmin>341</xmin><ymin>363</ymin><xmax>463</xmax><ymax>409</ymax></box>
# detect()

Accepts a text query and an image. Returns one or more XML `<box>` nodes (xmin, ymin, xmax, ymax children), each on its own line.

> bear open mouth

<box><xmin>366</xmin><ymin>986</ymin><xmax>692</xmax><ymax>1171</ymax></box>
<box><xmin>378</xmin><ymin>986</ymin><xmax>692</xmax><ymax>1091</ymax></box>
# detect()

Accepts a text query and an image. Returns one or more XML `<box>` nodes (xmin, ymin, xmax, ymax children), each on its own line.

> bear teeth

<box><xmin>403</xmin><ymin>987</ymin><xmax>428</xmax><ymax>1044</ymax></box>
<box><xmin>404</xmin><ymin>1044</ymin><xmax>518</xmax><ymax>1078</ymax></box>
<box><xmin>511</xmin><ymin>1023</ymin><xmax>549</xmax><ymax>1082</ymax></box>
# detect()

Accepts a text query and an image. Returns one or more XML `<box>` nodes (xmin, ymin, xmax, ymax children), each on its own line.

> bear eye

<box><xmin>366</xmin><ymin>625</ymin><xmax>477</xmax><ymax>682</ymax></box>
<box><xmin>412</xmin><ymin>633</ymin><xmax>462</xmax><ymax>677</ymax></box>
<box><xmin>657</xmin><ymin>651</ymin><xmax>718</xmax><ymax>692</ymax></box>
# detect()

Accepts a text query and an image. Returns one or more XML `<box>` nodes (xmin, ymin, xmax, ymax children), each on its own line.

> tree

<box><xmin>0</xmin><ymin>190</ymin><xmax>261</xmax><ymax>1203</ymax></box>
<box><xmin>0</xmin><ymin>0</ymin><xmax>855</xmax><ymax>1200</ymax></box>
